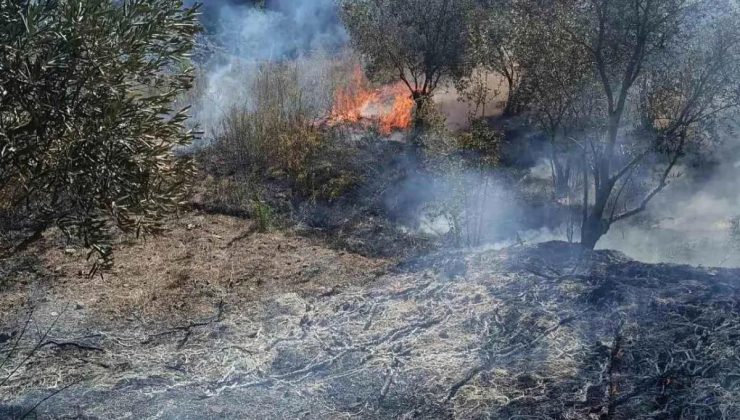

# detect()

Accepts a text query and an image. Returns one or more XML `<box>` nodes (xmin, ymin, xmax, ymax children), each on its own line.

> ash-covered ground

<box><xmin>2</xmin><ymin>221</ymin><xmax>739</xmax><ymax>419</ymax></box>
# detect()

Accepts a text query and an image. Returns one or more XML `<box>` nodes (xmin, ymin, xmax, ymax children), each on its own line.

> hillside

<box><xmin>1</xmin><ymin>213</ymin><xmax>738</xmax><ymax>419</ymax></box>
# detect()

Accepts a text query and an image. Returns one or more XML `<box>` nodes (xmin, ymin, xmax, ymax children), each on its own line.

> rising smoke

<box><xmin>189</xmin><ymin>1</ymin><xmax>740</xmax><ymax>268</ymax></box>
<box><xmin>186</xmin><ymin>0</ymin><xmax>348</xmax><ymax>137</ymax></box>
<box><xmin>598</xmin><ymin>123</ymin><xmax>740</xmax><ymax>267</ymax></box>
<box><xmin>197</xmin><ymin>0</ymin><xmax>347</xmax><ymax>61</ymax></box>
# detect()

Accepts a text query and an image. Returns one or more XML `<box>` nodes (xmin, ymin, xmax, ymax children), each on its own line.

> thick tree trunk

<box><xmin>580</xmin><ymin>186</ymin><xmax>613</xmax><ymax>249</ymax></box>
<box><xmin>580</xmin><ymin>214</ymin><xmax>610</xmax><ymax>249</ymax></box>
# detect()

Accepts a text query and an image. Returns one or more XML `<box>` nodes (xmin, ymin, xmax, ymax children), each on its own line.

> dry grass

<box><xmin>202</xmin><ymin>62</ymin><xmax>331</xmax><ymax>179</ymax></box>
<box><xmin>1</xmin><ymin>241</ymin><xmax>739</xmax><ymax>418</ymax></box>
<box><xmin>196</xmin><ymin>59</ymin><xmax>364</xmax><ymax>216</ymax></box>
<box><xmin>3</xmin><ymin>212</ymin><xmax>389</xmax><ymax>325</ymax></box>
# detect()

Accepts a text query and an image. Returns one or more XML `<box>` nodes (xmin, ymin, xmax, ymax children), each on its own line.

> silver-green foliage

<box><xmin>340</xmin><ymin>0</ymin><xmax>475</xmax><ymax>101</ymax></box>
<box><xmin>0</xmin><ymin>0</ymin><xmax>200</xmax><ymax>273</ymax></box>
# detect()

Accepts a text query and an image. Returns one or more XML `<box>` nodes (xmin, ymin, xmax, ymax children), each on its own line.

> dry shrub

<box><xmin>199</xmin><ymin>59</ymin><xmax>363</xmax><ymax>214</ymax></box>
<box><xmin>207</xmin><ymin>62</ymin><xmax>325</xmax><ymax>179</ymax></box>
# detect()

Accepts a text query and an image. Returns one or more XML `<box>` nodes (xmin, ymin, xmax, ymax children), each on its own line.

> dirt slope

<box><xmin>1</xmin><ymin>216</ymin><xmax>739</xmax><ymax>419</ymax></box>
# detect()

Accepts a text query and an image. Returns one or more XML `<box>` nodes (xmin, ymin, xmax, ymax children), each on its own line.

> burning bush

<box><xmin>329</xmin><ymin>65</ymin><xmax>415</xmax><ymax>135</ymax></box>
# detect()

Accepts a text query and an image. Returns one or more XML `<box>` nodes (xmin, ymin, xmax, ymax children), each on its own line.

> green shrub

<box><xmin>0</xmin><ymin>0</ymin><xmax>200</xmax><ymax>272</ymax></box>
<box><xmin>251</xmin><ymin>196</ymin><xmax>274</xmax><ymax>233</ymax></box>
<box><xmin>456</xmin><ymin>119</ymin><xmax>502</xmax><ymax>168</ymax></box>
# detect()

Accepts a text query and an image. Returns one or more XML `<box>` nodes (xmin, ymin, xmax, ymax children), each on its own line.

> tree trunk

<box><xmin>552</xmin><ymin>154</ymin><xmax>572</xmax><ymax>199</ymax></box>
<box><xmin>503</xmin><ymin>85</ymin><xmax>520</xmax><ymax>117</ymax></box>
<box><xmin>412</xmin><ymin>92</ymin><xmax>431</xmax><ymax>130</ymax></box>
<box><xmin>580</xmin><ymin>110</ymin><xmax>622</xmax><ymax>249</ymax></box>
<box><xmin>406</xmin><ymin>92</ymin><xmax>432</xmax><ymax>158</ymax></box>
<box><xmin>580</xmin><ymin>189</ymin><xmax>612</xmax><ymax>249</ymax></box>
<box><xmin>502</xmin><ymin>73</ymin><xmax>528</xmax><ymax>117</ymax></box>
<box><xmin>580</xmin><ymin>214</ymin><xmax>609</xmax><ymax>249</ymax></box>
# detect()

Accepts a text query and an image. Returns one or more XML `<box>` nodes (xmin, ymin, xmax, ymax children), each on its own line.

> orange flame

<box><xmin>329</xmin><ymin>66</ymin><xmax>414</xmax><ymax>135</ymax></box>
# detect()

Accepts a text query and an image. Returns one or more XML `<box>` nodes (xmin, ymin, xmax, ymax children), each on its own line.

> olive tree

<box><xmin>0</xmin><ymin>0</ymin><xmax>200</xmax><ymax>272</ymax></box>
<box><xmin>464</xmin><ymin>0</ymin><xmax>533</xmax><ymax>116</ymax></box>
<box><xmin>521</xmin><ymin>0</ymin><xmax>740</xmax><ymax>249</ymax></box>
<box><xmin>340</xmin><ymin>0</ymin><xmax>476</xmax><ymax>121</ymax></box>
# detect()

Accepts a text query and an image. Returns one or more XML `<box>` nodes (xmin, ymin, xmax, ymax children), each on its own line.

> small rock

<box><xmin>64</xmin><ymin>248</ymin><xmax>76</xmax><ymax>255</ymax></box>
<box><xmin>75</xmin><ymin>303</ymin><xmax>84</xmax><ymax>310</ymax></box>
<box><xmin>187</xmin><ymin>223</ymin><xmax>196</xmax><ymax>230</ymax></box>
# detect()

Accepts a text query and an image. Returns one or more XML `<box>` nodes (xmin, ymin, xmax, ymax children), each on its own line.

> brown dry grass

<box><xmin>4</xmin><ymin>212</ymin><xmax>390</xmax><ymax>326</ymax></box>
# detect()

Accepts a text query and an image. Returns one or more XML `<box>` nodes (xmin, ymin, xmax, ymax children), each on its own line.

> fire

<box><xmin>329</xmin><ymin>66</ymin><xmax>415</xmax><ymax>135</ymax></box>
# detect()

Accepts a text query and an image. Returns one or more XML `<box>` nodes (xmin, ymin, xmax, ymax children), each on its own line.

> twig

<box><xmin>142</xmin><ymin>300</ymin><xmax>224</xmax><ymax>347</ymax></box>
<box><xmin>20</xmin><ymin>379</ymin><xmax>79</xmax><ymax>419</ymax></box>
<box><xmin>0</xmin><ymin>308</ymin><xmax>33</xmax><ymax>373</ymax></box>
<box><xmin>0</xmin><ymin>305</ymin><xmax>67</xmax><ymax>388</ymax></box>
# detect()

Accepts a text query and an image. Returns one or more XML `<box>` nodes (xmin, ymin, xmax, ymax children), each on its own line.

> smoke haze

<box><xmin>189</xmin><ymin>1</ymin><xmax>740</xmax><ymax>268</ymax></box>
<box><xmin>187</xmin><ymin>0</ymin><xmax>347</xmax><ymax>136</ymax></box>
<box><xmin>598</xmin><ymin>123</ymin><xmax>740</xmax><ymax>267</ymax></box>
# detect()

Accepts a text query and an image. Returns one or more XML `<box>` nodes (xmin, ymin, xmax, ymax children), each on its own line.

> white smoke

<box><xmin>598</xmin><ymin>127</ymin><xmax>740</xmax><ymax>267</ymax></box>
<box><xmin>185</xmin><ymin>2</ymin><xmax>740</xmax><ymax>268</ymax></box>
<box><xmin>204</xmin><ymin>0</ymin><xmax>347</xmax><ymax>61</ymax></box>
<box><xmin>187</xmin><ymin>0</ymin><xmax>348</xmax><ymax>138</ymax></box>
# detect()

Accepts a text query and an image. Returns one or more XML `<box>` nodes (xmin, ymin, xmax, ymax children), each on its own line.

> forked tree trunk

<box><xmin>411</xmin><ymin>91</ymin><xmax>432</xmax><ymax>130</ymax></box>
<box><xmin>579</xmin><ymin>107</ymin><xmax>623</xmax><ymax>249</ymax></box>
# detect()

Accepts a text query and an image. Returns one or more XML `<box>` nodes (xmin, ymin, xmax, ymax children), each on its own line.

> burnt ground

<box><xmin>1</xmin><ymin>213</ymin><xmax>739</xmax><ymax>419</ymax></box>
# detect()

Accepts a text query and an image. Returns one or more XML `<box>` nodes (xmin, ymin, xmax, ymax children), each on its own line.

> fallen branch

<box><xmin>20</xmin><ymin>379</ymin><xmax>80</xmax><ymax>419</ymax></box>
<box><xmin>39</xmin><ymin>340</ymin><xmax>104</xmax><ymax>353</ymax></box>
<box><xmin>141</xmin><ymin>300</ymin><xmax>225</xmax><ymax>348</ymax></box>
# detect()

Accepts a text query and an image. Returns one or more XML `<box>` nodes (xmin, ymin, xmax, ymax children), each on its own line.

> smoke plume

<box><xmin>187</xmin><ymin>1</ymin><xmax>740</xmax><ymax>268</ymax></box>
<box><xmin>187</xmin><ymin>0</ymin><xmax>348</xmax><ymax>137</ymax></box>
